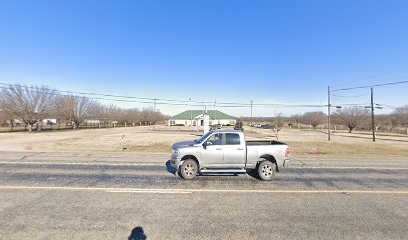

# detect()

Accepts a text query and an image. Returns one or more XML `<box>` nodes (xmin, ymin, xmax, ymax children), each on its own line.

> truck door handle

<box><xmin>237</xmin><ymin>148</ymin><xmax>244</xmax><ymax>150</ymax></box>
<box><xmin>216</xmin><ymin>148</ymin><xmax>222</xmax><ymax>150</ymax></box>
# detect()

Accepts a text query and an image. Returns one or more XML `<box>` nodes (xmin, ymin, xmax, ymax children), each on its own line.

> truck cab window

<box><xmin>226</xmin><ymin>133</ymin><xmax>240</xmax><ymax>145</ymax></box>
<box><xmin>207</xmin><ymin>133</ymin><xmax>223</xmax><ymax>145</ymax></box>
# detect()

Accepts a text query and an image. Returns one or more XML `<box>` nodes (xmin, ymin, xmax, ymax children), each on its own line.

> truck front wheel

<box><xmin>257</xmin><ymin>161</ymin><xmax>275</xmax><ymax>181</ymax></box>
<box><xmin>179</xmin><ymin>159</ymin><xmax>198</xmax><ymax>180</ymax></box>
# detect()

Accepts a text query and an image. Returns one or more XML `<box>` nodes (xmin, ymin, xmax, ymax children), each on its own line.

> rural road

<box><xmin>0</xmin><ymin>152</ymin><xmax>408</xmax><ymax>239</ymax></box>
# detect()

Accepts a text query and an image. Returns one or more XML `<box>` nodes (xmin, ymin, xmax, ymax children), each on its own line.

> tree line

<box><xmin>240</xmin><ymin>105</ymin><xmax>408</xmax><ymax>134</ymax></box>
<box><xmin>0</xmin><ymin>84</ymin><xmax>167</xmax><ymax>132</ymax></box>
<box><xmin>2</xmin><ymin>84</ymin><xmax>406</xmax><ymax>134</ymax></box>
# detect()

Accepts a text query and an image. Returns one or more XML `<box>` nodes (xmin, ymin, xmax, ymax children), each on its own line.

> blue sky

<box><xmin>0</xmin><ymin>0</ymin><xmax>407</xmax><ymax>117</ymax></box>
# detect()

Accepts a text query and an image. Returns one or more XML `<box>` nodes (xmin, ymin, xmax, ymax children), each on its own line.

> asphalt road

<box><xmin>0</xmin><ymin>152</ymin><xmax>408</xmax><ymax>240</ymax></box>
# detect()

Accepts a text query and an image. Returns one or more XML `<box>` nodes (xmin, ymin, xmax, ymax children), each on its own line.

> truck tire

<box><xmin>257</xmin><ymin>161</ymin><xmax>275</xmax><ymax>181</ymax></box>
<box><xmin>179</xmin><ymin>159</ymin><xmax>198</xmax><ymax>180</ymax></box>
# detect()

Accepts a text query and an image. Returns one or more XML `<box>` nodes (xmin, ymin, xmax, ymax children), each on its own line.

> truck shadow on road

<box><xmin>128</xmin><ymin>226</ymin><xmax>147</xmax><ymax>240</ymax></box>
<box><xmin>245</xmin><ymin>169</ymin><xmax>262</xmax><ymax>180</ymax></box>
<box><xmin>165</xmin><ymin>160</ymin><xmax>176</xmax><ymax>174</ymax></box>
<box><xmin>165</xmin><ymin>160</ymin><xmax>262</xmax><ymax>180</ymax></box>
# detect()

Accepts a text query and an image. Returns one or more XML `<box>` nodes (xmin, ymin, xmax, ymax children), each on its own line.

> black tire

<box><xmin>179</xmin><ymin>159</ymin><xmax>198</xmax><ymax>180</ymax></box>
<box><xmin>257</xmin><ymin>161</ymin><xmax>275</xmax><ymax>181</ymax></box>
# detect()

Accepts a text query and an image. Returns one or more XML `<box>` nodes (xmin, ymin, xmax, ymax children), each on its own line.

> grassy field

<box><xmin>0</xmin><ymin>125</ymin><xmax>407</xmax><ymax>158</ymax></box>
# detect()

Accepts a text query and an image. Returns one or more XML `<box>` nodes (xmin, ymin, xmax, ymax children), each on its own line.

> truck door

<box><xmin>200</xmin><ymin>133</ymin><xmax>224</xmax><ymax>168</ymax></box>
<box><xmin>222</xmin><ymin>133</ymin><xmax>246</xmax><ymax>168</ymax></box>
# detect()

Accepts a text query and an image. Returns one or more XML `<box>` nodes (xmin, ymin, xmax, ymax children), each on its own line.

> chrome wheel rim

<box><xmin>184</xmin><ymin>163</ymin><xmax>195</xmax><ymax>176</ymax></box>
<box><xmin>261</xmin><ymin>164</ymin><xmax>273</xmax><ymax>177</ymax></box>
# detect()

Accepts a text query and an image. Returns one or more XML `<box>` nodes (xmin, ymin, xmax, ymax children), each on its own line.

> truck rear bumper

<box><xmin>283</xmin><ymin>158</ymin><xmax>290</xmax><ymax>167</ymax></box>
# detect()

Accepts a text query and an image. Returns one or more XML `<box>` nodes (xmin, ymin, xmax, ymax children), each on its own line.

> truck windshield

<box><xmin>195</xmin><ymin>132</ymin><xmax>213</xmax><ymax>143</ymax></box>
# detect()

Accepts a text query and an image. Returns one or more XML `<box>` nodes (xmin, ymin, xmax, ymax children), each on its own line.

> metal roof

<box><xmin>171</xmin><ymin>110</ymin><xmax>235</xmax><ymax>120</ymax></box>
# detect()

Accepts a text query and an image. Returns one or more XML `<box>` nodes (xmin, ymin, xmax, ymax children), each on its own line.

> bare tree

<box><xmin>126</xmin><ymin>108</ymin><xmax>142</xmax><ymax>126</ymax></box>
<box><xmin>272</xmin><ymin>113</ymin><xmax>285</xmax><ymax>139</ymax></box>
<box><xmin>301</xmin><ymin>111</ymin><xmax>326</xmax><ymax>129</ymax></box>
<box><xmin>99</xmin><ymin>104</ymin><xmax>120</xmax><ymax>126</ymax></box>
<box><xmin>0</xmin><ymin>110</ymin><xmax>8</xmax><ymax>127</ymax></box>
<box><xmin>141</xmin><ymin>107</ymin><xmax>155</xmax><ymax>125</ymax></box>
<box><xmin>57</xmin><ymin>95</ymin><xmax>100</xmax><ymax>128</ymax></box>
<box><xmin>391</xmin><ymin>105</ymin><xmax>408</xmax><ymax>127</ymax></box>
<box><xmin>289</xmin><ymin>113</ymin><xmax>302</xmax><ymax>128</ymax></box>
<box><xmin>333</xmin><ymin>107</ymin><xmax>368</xmax><ymax>133</ymax></box>
<box><xmin>0</xmin><ymin>84</ymin><xmax>59</xmax><ymax>132</ymax></box>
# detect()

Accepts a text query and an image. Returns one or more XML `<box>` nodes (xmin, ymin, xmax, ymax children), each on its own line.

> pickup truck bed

<box><xmin>246</xmin><ymin>140</ymin><xmax>287</xmax><ymax>145</ymax></box>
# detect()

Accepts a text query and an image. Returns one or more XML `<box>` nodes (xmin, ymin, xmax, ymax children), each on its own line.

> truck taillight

<box><xmin>285</xmin><ymin>148</ymin><xmax>290</xmax><ymax>158</ymax></box>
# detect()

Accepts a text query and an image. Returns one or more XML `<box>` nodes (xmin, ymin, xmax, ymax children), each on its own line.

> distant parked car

<box><xmin>260</xmin><ymin>124</ymin><xmax>271</xmax><ymax>129</ymax></box>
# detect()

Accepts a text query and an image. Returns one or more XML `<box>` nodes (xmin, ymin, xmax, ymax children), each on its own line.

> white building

<box><xmin>168</xmin><ymin>110</ymin><xmax>236</xmax><ymax>126</ymax></box>
<box><xmin>42</xmin><ymin>119</ymin><xmax>57</xmax><ymax>125</ymax></box>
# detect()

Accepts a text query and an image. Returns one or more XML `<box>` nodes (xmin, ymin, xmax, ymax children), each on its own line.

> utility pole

<box><xmin>328</xmin><ymin>85</ymin><xmax>331</xmax><ymax>141</ymax></box>
<box><xmin>190</xmin><ymin>110</ymin><xmax>192</xmax><ymax>130</ymax></box>
<box><xmin>214</xmin><ymin>100</ymin><xmax>217</xmax><ymax>125</ymax></box>
<box><xmin>187</xmin><ymin>97</ymin><xmax>192</xmax><ymax>131</ymax></box>
<box><xmin>153</xmin><ymin>98</ymin><xmax>157</xmax><ymax>131</ymax></box>
<box><xmin>370</xmin><ymin>87</ymin><xmax>376</xmax><ymax>142</ymax></box>
<box><xmin>250</xmin><ymin>101</ymin><xmax>253</xmax><ymax>132</ymax></box>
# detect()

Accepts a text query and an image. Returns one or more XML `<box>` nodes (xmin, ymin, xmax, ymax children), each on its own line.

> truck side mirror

<box><xmin>203</xmin><ymin>142</ymin><xmax>207</xmax><ymax>149</ymax></box>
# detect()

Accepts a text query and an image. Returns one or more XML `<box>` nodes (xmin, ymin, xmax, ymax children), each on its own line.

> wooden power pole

<box><xmin>370</xmin><ymin>87</ymin><xmax>376</xmax><ymax>142</ymax></box>
<box><xmin>328</xmin><ymin>85</ymin><xmax>331</xmax><ymax>141</ymax></box>
<box><xmin>250</xmin><ymin>101</ymin><xmax>253</xmax><ymax>132</ymax></box>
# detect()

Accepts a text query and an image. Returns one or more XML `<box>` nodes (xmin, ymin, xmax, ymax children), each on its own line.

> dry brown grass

<box><xmin>0</xmin><ymin>125</ymin><xmax>407</xmax><ymax>157</ymax></box>
<box><xmin>250</xmin><ymin>127</ymin><xmax>408</xmax><ymax>157</ymax></box>
<box><xmin>125</xmin><ymin>143</ymin><xmax>171</xmax><ymax>152</ymax></box>
<box><xmin>286</xmin><ymin>140</ymin><xmax>408</xmax><ymax>157</ymax></box>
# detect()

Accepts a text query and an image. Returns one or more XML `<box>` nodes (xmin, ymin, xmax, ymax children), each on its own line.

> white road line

<box><xmin>107</xmin><ymin>190</ymin><xmax>192</xmax><ymax>194</ymax></box>
<box><xmin>0</xmin><ymin>185</ymin><xmax>407</xmax><ymax>194</ymax></box>
<box><xmin>0</xmin><ymin>161</ymin><xmax>163</xmax><ymax>166</ymax></box>
<box><xmin>288</xmin><ymin>166</ymin><xmax>408</xmax><ymax>170</ymax></box>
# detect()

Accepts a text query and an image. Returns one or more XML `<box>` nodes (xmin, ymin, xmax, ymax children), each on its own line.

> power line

<box><xmin>0</xmin><ymin>82</ymin><xmax>194</xmax><ymax>104</ymax></box>
<box><xmin>376</xmin><ymin>103</ymin><xmax>397</xmax><ymax>109</ymax></box>
<box><xmin>0</xmin><ymin>85</ymin><xmax>194</xmax><ymax>107</ymax></box>
<box><xmin>331</xmin><ymin>80</ymin><xmax>408</xmax><ymax>92</ymax></box>
<box><xmin>330</xmin><ymin>103</ymin><xmax>371</xmax><ymax>106</ymax></box>
<box><xmin>0</xmin><ymin>82</ymin><xmax>327</xmax><ymax>108</ymax></box>
<box><xmin>330</xmin><ymin>93</ymin><xmax>369</xmax><ymax>98</ymax></box>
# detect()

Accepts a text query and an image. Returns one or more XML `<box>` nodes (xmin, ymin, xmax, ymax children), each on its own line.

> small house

<box><xmin>168</xmin><ymin>110</ymin><xmax>236</xmax><ymax>126</ymax></box>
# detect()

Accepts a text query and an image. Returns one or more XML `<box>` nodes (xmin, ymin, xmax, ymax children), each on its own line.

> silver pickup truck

<box><xmin>171</xmin><ymin>130</ymin><xmax>290</xmax><ymax>180</ymax></box>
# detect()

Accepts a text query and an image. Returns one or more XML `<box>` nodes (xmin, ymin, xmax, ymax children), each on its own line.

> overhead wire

<box><xmin>331</xmin><ymin>80</ymin><xmax>408</xmax><ymax>92</ymax></box>
<box><xmin>0</xmin><ymin>82</ymin><xmax>327</xmax><ymax>108</ymax></box>
<box><xmin>330</xmin><ymin>93</ymin><xmax>369</xmax><ymax>98</ymax></box>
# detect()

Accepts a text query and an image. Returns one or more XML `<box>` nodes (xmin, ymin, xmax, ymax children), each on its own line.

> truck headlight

<box><xmin>172</xmin><ymin>149</ymin><xmax>180</xmax><ymax>157</ymax></box>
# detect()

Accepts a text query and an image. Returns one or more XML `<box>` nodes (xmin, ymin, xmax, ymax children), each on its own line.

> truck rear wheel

<box><xmin>179</xmin><ymin>159</ymin><xmax>198</xmax><ymax>180</ymax></box>
<box><xmin>257</xmin><ymin>161</ymin><xmax>275</xmax><ymax>180</ymax></box>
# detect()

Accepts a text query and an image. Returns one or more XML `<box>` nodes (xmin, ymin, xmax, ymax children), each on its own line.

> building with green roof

<box><xmin>168</xmin><ymin>110</ymin><xmax>236</xmax><ymax>126</ymax></box>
